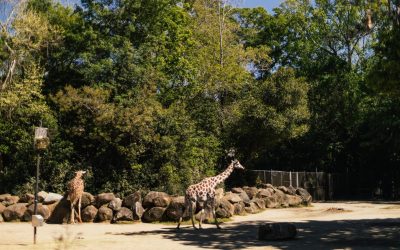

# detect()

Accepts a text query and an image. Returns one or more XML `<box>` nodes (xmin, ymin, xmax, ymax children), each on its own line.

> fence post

<box><xmin>270</xmin><ymin>169</ymin><xmax>273</xmax><ymax>185</ymax></box>
<box><xmin>263</xmin><ymin>170</ymin><xmax>266</xmax><ymax>184</ymax></box>
<box><xmin>290</xmin><ymin>171</ymin><xmax>292</xmax><ymax>187</ymax></box>
<box><xmin>296</xmin><ymin>172</ymin><xmax>299</xmax><ymax>188</ymax></box>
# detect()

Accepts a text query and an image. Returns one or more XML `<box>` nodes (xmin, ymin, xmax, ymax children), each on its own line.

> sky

<box><xmin>240</xmin><ymin>0</ymin><xmax>283</xmax><ymax>12</ymax></box>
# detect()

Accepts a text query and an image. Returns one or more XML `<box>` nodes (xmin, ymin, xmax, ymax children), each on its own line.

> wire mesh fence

<box><xmin>252</xmin><ymin>170</ymin><xmax>330</xmax><ymax>200</ymax></box>
<box><xmin>252</xmin><ymin>169</ymin><xmax>400</xmax><ymax>201</ymax></box>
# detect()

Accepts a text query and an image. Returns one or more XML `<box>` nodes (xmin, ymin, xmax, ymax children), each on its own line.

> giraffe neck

<box><xmin>212</xmin><ymin>163</ymin><xmax>234</xmax><ymax>186</ymax></box>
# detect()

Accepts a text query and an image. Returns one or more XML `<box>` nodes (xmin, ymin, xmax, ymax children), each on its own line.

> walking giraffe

<box><xmin>177</xmin><ymin>160</ymin><xmax>245</xmax><ymax>229</ymax></box>
<box><xmin>67</xmin><ymin>170</ymin><xmax>86</xmax><ymax>223</ymax></box>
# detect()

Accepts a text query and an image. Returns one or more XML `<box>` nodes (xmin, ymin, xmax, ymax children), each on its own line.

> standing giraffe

<box><xmin>177</xmin><ymin>160</ymin><xmax>245</xmax><ymax>229</ymax></box>
<box><xmin>67</xmin><ymin>170</ymin><xmax>86</xmax><ymax>224</ymax></box>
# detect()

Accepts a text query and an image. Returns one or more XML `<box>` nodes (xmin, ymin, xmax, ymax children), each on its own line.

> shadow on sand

<box><xmin>113</xmin><ymin>218</ymin><xmax>400</xmax><ymax>250</ymax></box>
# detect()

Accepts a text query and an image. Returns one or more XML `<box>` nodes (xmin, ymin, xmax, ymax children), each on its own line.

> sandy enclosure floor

<box><xmin>1</xmin><ymin>202</ymin><xmax>400</xmax><ymax>250</ymax></box>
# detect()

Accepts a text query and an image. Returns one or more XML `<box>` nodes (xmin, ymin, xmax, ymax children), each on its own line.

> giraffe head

<box><xmin>74</xmin><ymin>170</ymin><xmax>87</xmax><ymax>178</ymax></box>
<box><xmin>232</xmin><ymin>160</ymin><xmax>245</xmax><ymax>170</ymax></box>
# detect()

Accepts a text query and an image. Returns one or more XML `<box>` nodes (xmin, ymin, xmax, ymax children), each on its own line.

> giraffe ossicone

<box><xmin>177</xmin><ymin>160</ymin><xmax>245</xmax><ymax>230</ymax></box>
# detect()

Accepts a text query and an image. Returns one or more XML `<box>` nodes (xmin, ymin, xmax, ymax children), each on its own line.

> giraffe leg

<box><xmin>77</xmin><ymin>197</ymin><xmax>82</xmax><ymax>223</ymax></box>
<box><xmin>189</xmin><ymin>201</ymin><xmax>198</xmax><ymax>229</ymax></box>
<box><xmin>211</xmin><ymin>199</ymin><xmax>221</xmax><ymax>229</ymax></box>
<box><xmin>199</xmin><ymin>208</ymin><xmax>204</xmax><ymax>229</ymax></box>
<box><xmin>70</xmin><ymin>201</ymin><xmax>75</xmax><ymax>224</ymax></box>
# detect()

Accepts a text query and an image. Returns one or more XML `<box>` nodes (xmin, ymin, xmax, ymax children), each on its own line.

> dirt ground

<box><xmin>1</xmin><ymin>202</ymin><xmax>400</xmax><ymax>250</ymax></box>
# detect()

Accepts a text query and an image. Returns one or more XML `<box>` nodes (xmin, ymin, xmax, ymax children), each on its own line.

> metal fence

<box><xmin>253</xmin><ymin>169</ymin><xmax>400</xmax><ymax>201</ymax></box>
<box><xmin>252</xmin><ymin>170</ymin><xmax>331</xmax><ymax>201</ymax></box>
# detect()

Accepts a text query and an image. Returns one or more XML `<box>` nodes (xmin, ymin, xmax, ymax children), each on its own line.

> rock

<box><xmin>43</xmin><ymin>192</ymin><xmax>63</xmax><ymax>205</ymax></box>
<box><xmin>37</xmin><ymin>191</ymin><xmax>48</xmax><ymax>202</ymax></box>
<box><xmin>2</xmin><ymin>203</ymin><xmax>28</xmax><ymax>221</ymax></box>
<box><xmin>46</xmin><ymin>197</ymin><xmax>71</xmax><ymax>224</ymax></box>
<box><xmin>122</xmin><ymin>192</ymin><xmax>141</xmax><ymax>209</ymax></box>
<box><xmin>143</xmin><ymin>191</ymin><xmax>171</xmax><ymax>208</ymax></box>
<box><xmin>277</xmin><ymin>186</ymin><xmax>289</xmax><ymax>194</ymax></box>
<box><xmin>114</xmin><ymin>207</ymin><xmax>134</xmax><ymax>222</ymax></box>
<box><xmin>224</xmin><ymin>192</ymin><xmax>242</xmax><ymax>204</ymax></box>
<box><xmin>108</xmin><ymin>198</ymin><xmax>122</xmax><ymax>211</ymax></box>
<box><xmin>2</xmin><ymin>196</ymin><xmax>20</xmax><ymax>206</ymax></box>
<box><xmin>81</xmin><ymin>192</ymin><xmax>95</xmax><ymax>208</ymax></box>
<box><xmin>256</xmin><ymin>189</ymin><xmax>273</xmax><ymax>199</ymax></box>
<box><xmin>260</xmin><ymin>183</ymin><xmax>275</xmax><ymax>190</ymax></box>
<box><xmin>0</xmin><ymin>194</ymin><xmax>11</xmax><ymax>202</ymax></box>
<box><xmin>0</xmin><ymin>214</ymin><xmax>3</xmax><ymax>222</ymax></box>
<box><xmin>0</xmin><ymin>203</ymin><xmax>6</xmax><ymax>214</ymax></box>
<box><xmin>82</xmin><ymin>205</ymin><xmax>98</xmax><ymax>222</ymax></box>
<box><xmin>24</xmin><ymin>203</ymin><xmax>51</xmax><ymax>221</ymax></box>
<box><xmin>258</xmin><ymin>223</ymin><xmax>297</xmax><ymax>240</ymax></box>
<box><xmin>296</xmin><ymin>188</ymin><xmax>312</xmax><ymax>206</ymax></box>
<box><xmin>133</xmin><ymin>202</ymin><xmax>144</xmax><ymax>220</ymax></box>
<box><xmin>165</xmin><ymin>196</ymin><xmax>185</xmax><ymax>221</ymax></box>
<box><xmin>287</xmin><ymin>195</ymin><xmax>302</xmax><ymax>207</ymax></box>
<box><xmin>97</xmin><ymin>205</ymin><xmax>113</xmax><ymax>222</ymax></box>
<box><xmin>142</xmin><ymin>207</ymin><xmax>166</xmax><ymax>222</ymax></box>
<box><xmin>244</xmin><ymin>202</ymin><xmax>259</xmax><ymax>214</ymax></box>
<box><xmin>233</xmin><ymin>202</ymin><xmax>245</xmax><ymax>215</ymax></box>
<box><xmin>243</xmin><ymin>187</ymin><xmax>258</xmax><ymax>199</ymax></box>
<box><xmin>214</xmin><ymin>188</ymin><xmax>224</xmax><ymax>207</ymax></box>
<box><xmin>96</xmin><ymin>193</ymin><xmax>115</xmax><ymax>208</ymax></box>
<box><xmin>252</xmin><ymin>198</ymin><xmax>266</xmax><ymax>210</ymax></box>
<box><xmin>231</xmin><ymin>187</ymin><xmax>244</xmax><ymax>194</ymax></box>
<box><xmin>287</xmin><ymin>186</ymin><xmax>297</xmax><ymax>195</ymax></box>
<box><xmin>274</xmin><ymin>189</ymin><xmax>288</xmax><ymax>207</ymax></box>
<box><xmin>265</xmin><ymin>196</ymin><xmax>279</xmax><ymax>208</ymax></box>
<box><xmin>216</xmin><ymin>198</ymin><xmax>234</xmax><ymax>218</ymax></box>
<box><xmin>19</xmin><ymin>193</ymin><xmax>35</xmax><ymax>204</ymax></box>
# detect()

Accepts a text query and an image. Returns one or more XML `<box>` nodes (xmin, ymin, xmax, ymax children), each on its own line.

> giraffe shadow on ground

<box><xmin>113</xmin><ymin>218</ymin><xmax>400</xmax><ymax>250</ymax></box>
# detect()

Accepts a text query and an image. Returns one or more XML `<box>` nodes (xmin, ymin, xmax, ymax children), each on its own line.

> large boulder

<box><xmin>232</xmin><ymin>188</ymin><xmax>250</xmax><ymax>203</ymax></box>
<box><xmin>108</xmin><ymin>198</ymin><xmax>122</xmax><ymax>211</ymax></box>
<box><xmin>233</xmin><ymin>202</ymin><xmax>245</xmax><ymax>215</ymax></box>
<box><xmin>0</xmin><ymin>194</ymin><xmax>11</xmax><ymax>202</ymax></box>
<box><xmin>82</xmin><ymin>205</ymin><xmax>98</xmax><ymax>222</ymax></box>
<box><xmin>287</xmin><ymin>195</ymin><xmax>302</xmax><ymax>207</ymax></box>
<box><xmin>256</xmin><ymin>189</ymin><xmax>273</xmax><ymax>199</ymax></box>
<box><xmin>19</xmin><ymin>193</ymin><xmax>35</xmax><ymax>204</ymax></box>
<box><xmin>96</xmin><ymin>193</ymin><xmax>115</xmax><ymax>208</ymax></box>
<box><xmin>46</xmin><ymin>197</ymin><xmax>71</xmax><ymax>224</ymax></box>
<box><xmin>216</xmin><ymin>198</ymin><xmax>234</xmax><ymax>218</ymax></box>
<box><xmin>252</xmin><ymin>198</ymin><xmax>266</xmax><ymax>210</ymax></box>
<box><xmin>287</xmin><ymin>186</ymin><xmax>297</xmax><ymax>195</ymax></box>
<box><xmin>258</xmin><ymin>223</ymin><xmax>297</xmax><ymax>240</ymax></box>
<box><xmin>142</xmin><ymin>207</ymin><xmax>166</xmax><ymax>222</ymax></box>
<box><xmin>0</xmin><ymin>203</ymin><xmax>6</xmax><ymax>214</ymax></box>
<box><xmin>122</xmin><ymin>192</ymin><xmax>141</xmax><ymax>209</ymax></box>
<box><xmin>114</xmin><ymin>207</ymin><xmax>134</xmax><ymax>222</ymax></box>
<box><xmin>134</xmin><ymin>202</ymin><xmax>144</xmax><ymax>220</ymax></box>
<box><xmin>265</xmin><ymin>196</ymin><xmax>279</xmax><ymax>208</ymax></box>
<box><xmin>244</xmin><ymin>202</ymin><xmax>260</xmax><ymax>214</ymax></box>
<box><xmin>43</xmin><ymin>193</ymin><xmax>63</xmax><ymax>205</ymax></box>
<box><xmin>81</xmin><ymin>192</ymin><xmax>95</xmax><ymax>208</ymax></box>
<box><xmin>143</xmin><ymin>192</ymin><xmax>171</xmax><ymax>208</ymax></box>
<box><xmin>274</xmin><ymin>189</ymin><xmax>288</xmax><ymax>207</ymax></box>
<box><xmin>296</xmin><ymin>188</ymin><xmax>312</xmax><ymax>206</ymax></box>
<box><xmin>224</xmin><ymin>192</ymin><xmax>242</xmax><ymax>204</ymax></box>
<box><xmin>37</xmin><ymin>191</ymin><xmax>48</xmax><ymax>202</ymax></box>
<box><xmin>97</xmin><ymin>205</ymin><xmax>113</xmax><ymax>222</ymax></box>
<box><xmin>2</xmin><ymin>196</ymin><xmax>20</xmax><ymax>206</ymax></box>
<box><xmin>24</xmin><ymin>203</ymin><xmax>51</xmax><ymax>221</ymax></box>
<box><xmin>3</xmin><ymin>203</ymin><xmax>28</xmax><ymax>221</ymax></box>
<box><xmin>214</xmin><ymin>188</ymin><xmax>225</xmax><ymax>207</ymax></box>
<box><xmin>165</xmin><ymin>196</ymin><xmax>185</xmax><ymax>221</ymax></box>
<box><xmin>243</xmin><ymin>187</ymin><xmax>258</xmax><ymax>199</ymax></box>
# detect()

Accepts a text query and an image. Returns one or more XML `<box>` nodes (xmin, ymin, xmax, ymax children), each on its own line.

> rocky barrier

<box><xmin>0</xmin><ymin>184</ymin><xmax>312</xmax><ymax>224</ymax></box>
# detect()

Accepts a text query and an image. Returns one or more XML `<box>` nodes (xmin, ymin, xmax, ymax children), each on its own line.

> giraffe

<box><xmin>177</xmin><ymin>159</ymin><xmax>245</xmax><ymax>229</ymax></box>
<box><xmin>67</xmin><ymin>170</ymin><xmax>86</xmax><ymax>224</ymax></box>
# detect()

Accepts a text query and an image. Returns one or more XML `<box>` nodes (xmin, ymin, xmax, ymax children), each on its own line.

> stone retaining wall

<box><xmin>0</xmin><ymin>184</ymin><xmax>312</xmax><ymax>224</ymax></box>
